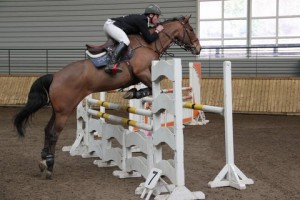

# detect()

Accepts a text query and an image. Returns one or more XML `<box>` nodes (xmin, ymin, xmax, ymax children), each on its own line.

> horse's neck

<box><xmin>150</xmin><ymin>23</ymin><xmax>179</xmax><ymax>54</ymax></box>
<box><xmin>129</xmin><ymin>22</ymin><xmax>179</xmax><ymax>55</ymax></box>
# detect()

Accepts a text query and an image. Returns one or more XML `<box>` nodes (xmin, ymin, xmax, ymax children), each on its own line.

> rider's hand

<box><xmin>156</xmin><ymin>25</ymin><xmax>164</xmax><ymax>33</ymax></box>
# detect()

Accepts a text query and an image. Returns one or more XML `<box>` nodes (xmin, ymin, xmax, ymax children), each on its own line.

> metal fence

<box><xmin>200</xmin><ymin>44</ymin><xmax>300</xmax><ymax>77</ymax></box>
<box><xmin>0</xmin><ymin>44</ymin><xmax>299</xmax><ymax>76</ymax></box>
<box><xmin>0</xmin><ymin>49</ymin><xmax>86</xmax><ymax>74</ymax></box>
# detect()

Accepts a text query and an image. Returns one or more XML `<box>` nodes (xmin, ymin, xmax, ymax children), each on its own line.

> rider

<box><xmin>103</xmin><ymin>4</ymin><xmax>164</xmax><ymax>74</ymax></box>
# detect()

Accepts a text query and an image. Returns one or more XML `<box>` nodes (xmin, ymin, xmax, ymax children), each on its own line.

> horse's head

<box><xmin>174</xmin><ymin>15</ymin><xmax>201</xmax><ymax>55</ymax></box>
<box><xmin>150</xmin><ymin>16</ymin><xmax>201</xmax><ymax>56</ymax></box>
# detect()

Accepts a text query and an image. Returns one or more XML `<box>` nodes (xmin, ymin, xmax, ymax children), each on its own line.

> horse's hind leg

<box><xmin>39</xmin><ymin>111</ymin><xmax>69</xmax><ymax>179</ymax></box>
<box><xmin>39</xmin><ymin>111</ymin><xmax>55</xmax><ymax>177</ymax></box>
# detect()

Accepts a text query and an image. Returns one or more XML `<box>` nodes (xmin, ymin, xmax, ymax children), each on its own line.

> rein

<box><xmin>155</xmin><ymin>31</ymin><xmax>175</xmax><ymax>57</ymax></box>
<box><xmin>131</xmin><ymin>31</ymin><xmax>174</xmax><ymax>57</ymax></box>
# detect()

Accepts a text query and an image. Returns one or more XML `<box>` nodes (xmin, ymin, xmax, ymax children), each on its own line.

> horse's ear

<box><xmin>185</xmin><ymin>15</ymin><xmax>191</xmax><ymax>23</ymax></box>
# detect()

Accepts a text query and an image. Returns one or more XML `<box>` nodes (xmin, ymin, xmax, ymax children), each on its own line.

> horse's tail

<box><xmin>14</xmin><ymin>74</ymin><xmax>53</xmax><ymax>137</ymax></box>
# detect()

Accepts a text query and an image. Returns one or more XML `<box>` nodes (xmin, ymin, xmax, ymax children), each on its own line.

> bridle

<box><xmin>153</xmin><ymin>17</ymin><xmax>199</xmax><ymax>56</ymax></box>
<box><xmin>133</xmin><ymin>17</ymin><xmax>199</xmax><ymax>57</ymax></box>
<box><xmin>174</xmin><ymin>18</ymin><xmax>199</xmax><ymax>53</ymax></box>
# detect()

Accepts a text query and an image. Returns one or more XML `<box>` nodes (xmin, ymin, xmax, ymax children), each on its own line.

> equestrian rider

<box><xmin>103</xmin><ymin>4</ymin><xmax>164</xmax><ymax>74</ymax></box>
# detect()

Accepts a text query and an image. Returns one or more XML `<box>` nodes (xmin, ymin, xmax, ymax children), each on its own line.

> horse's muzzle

<box><xmin>191</xmin><ymin>45</ymin><xmax>201</xmax><ymax>55</ymax></box>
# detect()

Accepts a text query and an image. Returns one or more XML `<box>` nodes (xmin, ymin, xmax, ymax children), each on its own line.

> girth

<box><xmin>124</xmin><ymin>61</ymin><xmax>139</xmax><ymax>86</ymax></box>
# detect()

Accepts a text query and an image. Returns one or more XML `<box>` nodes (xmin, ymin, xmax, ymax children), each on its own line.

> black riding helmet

<box><xmin>144</xmin><ymin>4</ymin><xmax>162</xmax><ymax>16</ymax></box>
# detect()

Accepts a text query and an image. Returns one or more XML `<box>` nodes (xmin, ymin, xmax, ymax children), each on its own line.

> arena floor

<box><xmin>0</xmin><ymin>107</ymin><xmax>299</xmax><ymax>200</ymax></box>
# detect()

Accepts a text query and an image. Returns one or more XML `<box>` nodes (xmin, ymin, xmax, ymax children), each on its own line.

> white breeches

<box><xmin>103</xmin><ymin>19</ymin><xmax>130</xmax><ymax>46</ymax></box>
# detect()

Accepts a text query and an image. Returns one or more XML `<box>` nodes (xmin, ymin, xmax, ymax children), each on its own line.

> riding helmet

<box><xmin>144</xmin><ymin>4</ymin><xmax>161</xmax><ymax>15</ymax></box>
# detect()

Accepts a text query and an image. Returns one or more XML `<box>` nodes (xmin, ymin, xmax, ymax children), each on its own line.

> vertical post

<box><xmin>208</xmin><ymin>61</ymin><xmax>254</xmax><ymax>190</ymax></box>
<box><xmin>188</xmin><ymin>62</ymin><xmax>209</xmax><ymax>125</ymax></box>
<box><xmin>173</xmin><ymin>58</ymin><xmax>185</xmax><ymax>186</ymax></box>
<box><xmin>223</xmin><ymin>61</ymin><xmax>234</xmax><ymax>165</ymax></box>
<box><xmin>151</xmin><ymin>60</ymin><xmax>162</xmax><ymax>163</ymax></box>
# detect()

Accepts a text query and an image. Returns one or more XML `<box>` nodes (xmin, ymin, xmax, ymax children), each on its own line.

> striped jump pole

<box><xmin>87</xmin><ymin>109</ymin><xmax>153</xmax><ymax>131</ymax></box>
<box><xmin>88</xmin><ymin>98</ymin><xmax>152</xmax><ymax>117</ymax></box>
<box><xmin>142</xmin><ymin>97</ymin><xmax>224</xmax><ymax>115</ymax></box>
<box><xmin>160</xmin><ymin>86</ymin><xmax>192</xmax><ymax>93</ymax></box>
<box><xmin>182</xmin><ymin>95</ymin><xmax>193</xmax><ymax>101</ymax></box>
<box><xmin>183</xmin><ymin>102</ymin><xmax>224</xmax><ymax>114</ymax></box>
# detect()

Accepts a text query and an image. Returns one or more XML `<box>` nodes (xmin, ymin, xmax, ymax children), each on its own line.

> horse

<box><xmin>13</xmin><ymin>15</ymin><xmax>201</xmax><ymax>179</ymax></box>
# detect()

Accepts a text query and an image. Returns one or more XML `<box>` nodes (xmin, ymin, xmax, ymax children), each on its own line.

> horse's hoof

<box><xmin>39</xmin><ymin>160</ymin><xmax>52</xmax><ymax>179</ymax></box>
<box><xmin>123</xmin><ymin>88</ymin><xmax>137</xmax><ymax>99</ymax></box>
<box><xmin>45</xmin><ymin>171</ymin><xmax>53</xmax><ymax>180</ymax></box>
<box><xmin>39</xmin><ymin>160</ymin><xmax>47</xmax><ymax>172</ymax></box>
<box><xmin>123</xmin><ymin>92</ymin><xmax>134</xmax><ymax>99</ymax></box>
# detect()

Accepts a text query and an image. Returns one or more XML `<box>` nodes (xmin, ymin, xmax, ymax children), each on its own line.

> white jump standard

<box><xmin>208</xmin><ymin>61</ymin><xmax>254</xmax><ymax>189</ymax></box>
<box><xmin>144</xmin><ymin>59</ymin><xmax>205</xmax><ymax>199</ymax></box>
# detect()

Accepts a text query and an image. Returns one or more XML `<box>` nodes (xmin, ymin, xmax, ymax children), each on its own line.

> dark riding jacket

<box><xmin>112</xmin><ymin>14</ymin><xmax>159</xmax><ymax>43</ymax></box>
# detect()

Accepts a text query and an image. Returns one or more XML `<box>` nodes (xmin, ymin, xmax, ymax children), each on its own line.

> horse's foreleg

<box><xmin>124</xmin><ymin>69</ymin><xmax>152</xmax><ymax>99</ymax></box>
<box><xmin>123</xmin><ymin>87</ymin><xmax>152</xmax><ymax>99</ymax></box>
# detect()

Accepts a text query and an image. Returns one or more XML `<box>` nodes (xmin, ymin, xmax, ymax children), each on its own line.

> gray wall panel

<box><xmin>0</xmin><ymin>0</ymin><xmax>197</xmax><ymax>49</ymax></box>
<box><xmin>1</xmin><ymin>0</ymin><xmax>299</xmax><ymax>76</ymax></box>
<box><xmin>0</xmin><ymin>0</ymin><xmax>198</xmax><ymax>73</ymax></box>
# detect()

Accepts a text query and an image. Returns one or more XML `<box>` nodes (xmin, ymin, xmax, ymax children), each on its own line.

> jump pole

<box><xmin>87</xmin><ymin>99</ymin><xmax>153</xmax><ymax>117</ymax></box>
<box><xmin>87</xmin><ymin>109</ymin><xmax>152</xmax><ymax>131</ymax></box>
<box><xmin>208</xmin><ymin>61</ymin><xmax>254</xmax><ymax>189</ymax></box>
<box><xmin>142</xmin><ymin>97</ymin><xmax>224</xmax><ymax>115</ymax></box>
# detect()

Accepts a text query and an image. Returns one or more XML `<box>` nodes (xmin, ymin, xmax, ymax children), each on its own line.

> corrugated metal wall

<box><xmin>0</xmin><ymin>0</ymin><xmax>299</xmax><ymax>76</ymax></box>
<box><xmin>0</xmin><ymin>0</ymin><xmax>198</xmax><ymax>73</ymax></box>
<box><xmin>0</xmin><ymin>0</ymin><xmax>196</xmax><ymax>48</ymax></box>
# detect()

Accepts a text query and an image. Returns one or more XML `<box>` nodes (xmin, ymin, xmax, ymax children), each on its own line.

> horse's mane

<box><xmin>160</xmin><ymin>16</ymin><xmax>186</xmax><ymax>25</ymax></box>
<box><xmin>131</xmin><ymin>16</ymin><xmax>188</xmax><ymax>43</ymax></box>
<box><xmin>146</xmin><ymin>16</ymin><xmax>186</xmax><ymax>31</ymax></box>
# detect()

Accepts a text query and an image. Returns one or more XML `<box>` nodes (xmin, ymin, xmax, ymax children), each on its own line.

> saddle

<box><xmin>86</xmin><ymin>39</ymin><xmax>115</xmax><ymax>55</ymax></box>
<box><xmin>85</xmin><ymin>39</ymin><xmax>134</xmax><ymax>68</ymax></box>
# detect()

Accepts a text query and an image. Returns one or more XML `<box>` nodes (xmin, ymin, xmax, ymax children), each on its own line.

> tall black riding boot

<box><xmin>105</xmin><ymin>42</ymin><xmax>127</xmax><ymax>74</ymax></box>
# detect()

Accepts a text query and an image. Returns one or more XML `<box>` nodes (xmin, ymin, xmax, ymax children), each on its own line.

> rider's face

<box><xmin>151</xmin><ymin>15</ymin><xmax>160</xmax><ymax>25</ymax></box>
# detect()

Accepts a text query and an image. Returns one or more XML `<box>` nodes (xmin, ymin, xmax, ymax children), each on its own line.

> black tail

<box><xmin>14</xmin><ymin>74</ymin><xmax>53</xmax><ymax>137</ymax></box>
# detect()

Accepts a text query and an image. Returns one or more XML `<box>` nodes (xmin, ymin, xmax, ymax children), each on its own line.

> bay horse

<box><xmin>13</xmin><ymin>15</ymin><xmax>201</xmax><ymax>179</ymax></box>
